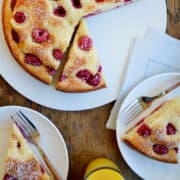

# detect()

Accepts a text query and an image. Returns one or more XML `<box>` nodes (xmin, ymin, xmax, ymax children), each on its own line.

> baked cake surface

<box><xmin>2</xmin><ymin>0</ymin><xmax>137</xmax><ymax>89</ymax></box>
<box><xmin>122</xmin><ymin>97</ymin><xmax>180</xmax><ymax>163</ymax></box>
<box><xmin>56</xmin><ymin>19</ymin><xmax>106</xmax><ymax>92</ymax></box>
<box><xmin>3</xmin><ymin>123</ymin><xmax>50</xmax><ymax>179</ymax></box>
<box><xmin>2</xmin><ymin>0</ymin><xmax>82</xmax><ymax>84</ymax></box>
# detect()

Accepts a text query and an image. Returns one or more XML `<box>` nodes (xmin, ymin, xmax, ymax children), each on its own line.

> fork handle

<box><xmin>36</xmin><ymin>142</ymin><xmax>62</xmax><ymax>180</ymax></box>
<box><xmin>165</xmin><ymin>81</ymin><xmax>180</xmax><ymax>94</ymax></box>
<box><xmin>144</xmin><ymin>81</ymin><xmax>180</xmax><ymax>104</ymax></box>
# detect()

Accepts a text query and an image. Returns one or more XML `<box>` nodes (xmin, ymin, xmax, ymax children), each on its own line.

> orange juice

<box><xmin>84</xmin><ymin>158</ymin><xmax>124</xmax><ymax>180</ymax></box>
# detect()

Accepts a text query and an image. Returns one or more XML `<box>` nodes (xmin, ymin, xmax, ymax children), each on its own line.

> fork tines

<box><xmin>119</xmin><ymin>99</ymin><xmax>143</xmax><ymax>125</ymax></box>
<box><xmin>18</xmin><ymin>111</ymin><xmax>37</xmax><ymax>130</ymax></box>
<box><xmin>10</xmin><ymin>111</ymin><xmax>38</xmax><ymax>138</ymax></box>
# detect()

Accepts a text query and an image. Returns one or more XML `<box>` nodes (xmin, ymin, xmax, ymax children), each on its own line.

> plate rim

<box><xmin>0</xmin><ymin>105</ymin><xmax>69</xmax><ymax>180</ymax></box>
<box><xmin>116</xmin><ymin>72</ymin><xmax>180</xmax><ymax>179</ymax></box>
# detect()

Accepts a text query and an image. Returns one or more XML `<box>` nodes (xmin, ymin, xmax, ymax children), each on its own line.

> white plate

<box><xmin>0</xmin><ymin>106</ymin><xmax>69</xmax><ymax>180</ymax></box>
<box><xmin>0</xmin><ymin>0</ymin><xmax>167</xmax><ymax>111</ymax></box>
<box><xmin>116</xmin><ymin>73</ymin><xmax>180</xmax><ymax>180</ymax></box>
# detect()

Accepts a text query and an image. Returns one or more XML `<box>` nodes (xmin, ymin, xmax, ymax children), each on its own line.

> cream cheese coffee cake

<box><xmin>2</xmin><ymin>0</ymin><xmax>137</xmax><ymax>92</ymax></box>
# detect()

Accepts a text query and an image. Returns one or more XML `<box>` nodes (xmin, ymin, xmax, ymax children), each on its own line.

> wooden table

<box><xmin>0</xmin><ymin>1</ymin><xmax>179</xmax><ymax>179</ymax></box>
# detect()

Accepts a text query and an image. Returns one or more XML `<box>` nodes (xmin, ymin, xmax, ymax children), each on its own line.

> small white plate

<box><xmin>0</xmin><ymin>0</ymin><xmax>166</xmax><ymax>111</ymax></box>
<box><xmin>116</xmin><ymin>72</ymin><xmax>180</xmax><ymax>180</ymax></box>
<box><xmin>0</xmin><ymin>106</ymin><xmax>69</xmax><ymax>180</ymax></box>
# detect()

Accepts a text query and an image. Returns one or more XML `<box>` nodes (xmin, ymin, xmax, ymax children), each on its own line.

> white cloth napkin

<box><xmin>106</xmin><ymin>28</ymin><xmax>180</xmax><ymax>130</ymax></box>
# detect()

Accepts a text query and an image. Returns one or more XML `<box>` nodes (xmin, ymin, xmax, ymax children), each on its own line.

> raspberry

<box><xmin>32</xmin><ymin>28</ymin><xmax>48</xmax><ymax>43</ymax></box>
<box><xmin>40</xmin><ymin>165</ymin><xmax>45</xmax><ymax>174</ymax></box>
<box><xmin>76</xmin><ymin>69</ymin><xmax>91</xmax><ymax>81</ymax></box>
<box><xmin>153</xmin><ymin>144</ymin><xmax>168</xmax><ymax>155</ymax></box>
<box><xmin>54</xmin><ymin>6</ymin><xmax>66</xmax><ymax>17</ymax></box>
<box><xmin>88</xmin><ymin>73</ymin><xmax>100</xmax><ymax>86</ymax></box>
<box><xmin>78</xmin><ymin>36</ymin><xmax>93</xmax><ymax>51</ymax></box>
<box><xmin>76</xmin><ymin>70</ymin><xmax>101</xmax><ymax>86</ymax></box>
<box><xmin>53</xmin><ymin>48</ymin><xmax>63</xmax><ymax>61</ymax></box>
<box><xmin>24</xmin><ymin>54</ymin><xmax>42</xmax><ymax>66</ymax></box>
<box><xmin>14</xmin><ymin>12</ymin><xmax>26</xmax><ymax>23</ymax></box>
<box><xmin>98</xmin><ymin>65</ymin><xmax>102</xmax><ymax>73</ymax></box>
<box><xmin>11</xmin><ymin>0</ymin><xmax>17</xmax><ymax>10</ymax></box>
<box><xmin>167</xmin><ymin>123</ymin><xmax>176</xmax><ymax>135</ymax></box>
<box><xmin>12</xmin><ymin>30</ymin><xmax>19</xmax><ymax>43</ymax></box>
<box><xmin>71</xmin><ymin>0</ymin><xmax>82</xmax><ymax>9</ymax></box>
<box><xmin>137</xmin><ymin>124</ymin><xmax>151</xmax><ymax>137</ymax></box>
<box><xmin>47</xmin><ymin>67</ymin><xmax>56</xmax><ymax>76</ymax></box>
<box><xmin>174</xmin><ymin>147</ymin><xmax>178</xmax><ymax>153</ymax></box>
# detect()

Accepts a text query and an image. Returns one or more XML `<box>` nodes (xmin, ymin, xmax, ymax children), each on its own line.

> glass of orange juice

<box><xmin>84</xmin><ymin>158</ymin><xmax>124</xmax><ymax>180</ymax></box>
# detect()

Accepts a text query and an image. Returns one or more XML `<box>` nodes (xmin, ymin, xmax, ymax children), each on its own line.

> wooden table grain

<box><xmin>0</xmin><ymin>1</ymin><xmax>179</xmax><ymax>179</ymax></box>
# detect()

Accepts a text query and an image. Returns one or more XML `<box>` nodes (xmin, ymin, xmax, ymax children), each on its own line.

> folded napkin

<box><xmin>106</xmin><ymin>28</ymin><xmax>180</xmax><ymax>130</ymax></box>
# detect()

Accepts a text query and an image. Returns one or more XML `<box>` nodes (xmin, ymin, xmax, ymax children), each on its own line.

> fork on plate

<box><xmin>119</xmin><ymin>81</ymin><xmax>180</xmax><ymax>125</ymax></box>
<box><xmin>11</xmin><ymin>111</ymin><xmax>62</xmax><ymax>180</ymax></box>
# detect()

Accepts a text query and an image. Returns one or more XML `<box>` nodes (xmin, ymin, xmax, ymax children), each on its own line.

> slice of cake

<box><xmin>56</xmin><ymin>19</ymin><xmax>106</xmax><ymax>92</ymax></box>
<box><xmin>3</xmin><ymin>123</ymin><xmax>50</xmax><ymax>179</ymax></box>
<box><xmin>122</xmin><ymin>97</ymin><xmax>180</xmax><ymax>163</ymax></box>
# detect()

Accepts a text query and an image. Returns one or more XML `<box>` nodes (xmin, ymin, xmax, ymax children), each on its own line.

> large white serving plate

<box><xmin>0</xmin><ymin>106</ymin><xmax>69</xmax><ymax>180</ymax></box>
<box><xmin>116</xmin><ymin>73</ymin><xmax>180</xmax><ymax>180</ymax></box>
<box><xmin>0</xmin><ymin>0</ymin><xmax>167</xmax><ymax>111</ymax></box>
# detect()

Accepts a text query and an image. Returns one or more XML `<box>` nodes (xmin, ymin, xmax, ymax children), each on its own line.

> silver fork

<box><xmin>119</xmin><ymin>81</ymin><xmax>180</xmax><ymax>125</ymax></box>
<box><xmin>11</xmin><ymin>111</ymin><xmax>62</xmax><ymax>180</ymax></box>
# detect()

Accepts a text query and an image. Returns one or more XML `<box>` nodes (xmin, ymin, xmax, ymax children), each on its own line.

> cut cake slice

<box><xmin>121</xmin><ymin>97</ymin><xmax>180</xmax><ymax>163</ymax></box>
<box><xmin>56</xmin><ymin>19</ymin><xmax>106</xmax><ymax>92</ymax></box>
<box><xmin>3</xmin><ymin>123</ymin><xmax>50</xmax><ymax>179</ymax></box>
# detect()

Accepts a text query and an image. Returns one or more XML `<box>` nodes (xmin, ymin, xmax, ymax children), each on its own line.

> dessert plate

<box><xmin>0</xmin><ymin>106</ymin><xmax>69</xmax><ymax>180</ymax></box>
<box><xmin>116</xmin><ymin>72</ymin><xmax>180</xmax><ymax>180</ymax></box>
<box><xmin>0</xmin><ymin>0</ymin><xmax>167</xmax><ymax>111</ymax></box>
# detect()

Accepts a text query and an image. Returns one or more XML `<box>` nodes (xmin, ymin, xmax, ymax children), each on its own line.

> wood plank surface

<box><xmin>0</xmin><ymin>1</ymin><xmax>179</xmax><ymax>179</ymax></box>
